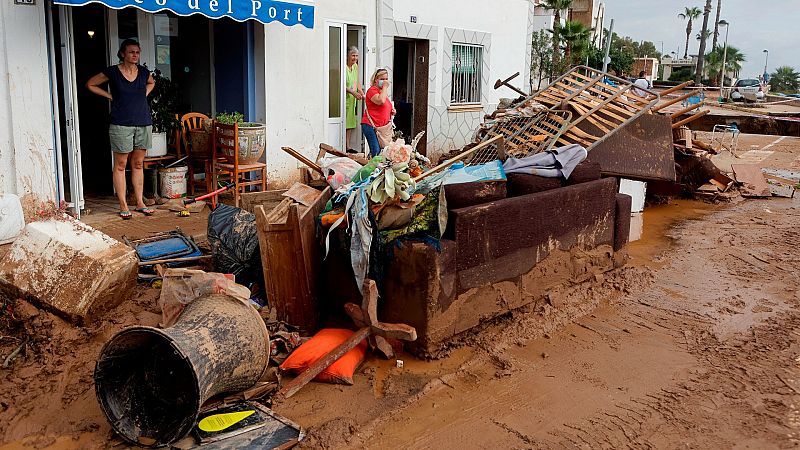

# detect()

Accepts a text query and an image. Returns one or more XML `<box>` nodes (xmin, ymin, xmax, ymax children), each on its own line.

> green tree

<box><xmin>635</xmin><ymin>41</ymin><xmax>661</xmax><ymax>59</ymax></box>
<box><xmin>769</xmin><ymin>66</ymin><xmax>800</xmax><ymax>93</ymax></box>
<box><xmin>530</xmin><ymin>29</ymin><xmax>553</xmax><ymax>90</ymax></box>
<box><xmin>587</xmin><ymin>32</ymin><xmax>635</xmax><ymax>76</ymax></box>
<box><xmin>704</xmin><ymin>45</ymin><xmax>745</xmax><ymax>85</ymax></box>
<box><xmin>541</xmin><ymin>0</ymin><xmax>574</xmax><ymax>72</ymax></box>
<box><xmin>560</xmin><ymin>20</ymin><xmax>592</xmax><ymax>66</ymax></box>
<box><xmin>678</xmin><ymin>6</ymin><xmax>702</xmax><ymax>58</ymax></box>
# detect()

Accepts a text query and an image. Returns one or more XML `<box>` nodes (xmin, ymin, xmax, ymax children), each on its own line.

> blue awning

<box><xmin>53</xmin><ymin>0</ymin><xmax>315</xmax><ymax>28</ymax></box>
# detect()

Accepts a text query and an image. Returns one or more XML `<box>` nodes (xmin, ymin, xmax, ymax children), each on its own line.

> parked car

<box><xmin>729</xmin><ymin>78</ymin><xmax>768</xmax><ymax>102</ymax></box>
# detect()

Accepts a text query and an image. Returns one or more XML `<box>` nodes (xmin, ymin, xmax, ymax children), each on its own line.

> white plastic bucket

<box><xmin>0</xmin><ymin>194</ymin><xmax>25</xmax><ymax>244</ymax></box>
<box><xmin>147</xmin><ymin>132</ymin><xmax>168</xmax><ymax>157</ymax></box>
<box><xmin>159</xmin><ymin>166</ymin><xmax>188</xmax><ymax>199</ymax></box>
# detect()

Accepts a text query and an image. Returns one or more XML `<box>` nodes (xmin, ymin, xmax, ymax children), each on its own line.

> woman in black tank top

<box><xmin>86</xmin><ymin>39</ymin><xmax>155</xmax><ymax>219</ymax></box>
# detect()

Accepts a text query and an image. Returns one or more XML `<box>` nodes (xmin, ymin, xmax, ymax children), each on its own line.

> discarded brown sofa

<box><xmin>377</xmin><ymin>163</ymin><xmax>631</xmax><ymax>357</ymax></box>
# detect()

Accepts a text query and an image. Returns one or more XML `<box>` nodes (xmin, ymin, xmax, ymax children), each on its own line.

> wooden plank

<box><xmin>652</xmin><ymin>91</ymin><xmax>697</xmax><ymax>113</ymax></box>
<box><xmin>671</xmin><ymin>110</ymin><xmax>710</xmax><ymax>129</ymax></box>
<box><xmin>240</xmin><ymin>190</ymin><xmax>286</xmax><ymax>214</ymax></box>
<box><xmin>281</xmin><ymin>146</ymin><xmax>324</xmax><ymax>175</ymax></box>
<box><xmin>265</xmin><ymin>197</ymin><xmax>293</xmax><ymax>223</ymax></box>
<box><xmin>282</xmin><ymin>182</ymin><xmax>321</xmax><ymax>207</ymax></box>
<box><xmin>659</xmin><ymin>80</ymin><xmax>694</xmax><ymax>96</ymax></box>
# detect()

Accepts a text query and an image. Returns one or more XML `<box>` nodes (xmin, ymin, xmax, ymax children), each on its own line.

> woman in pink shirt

<box><xmin>361</xmin><ymin>68</ymin><xmax>395</xmax><ymax>157</ymax></box>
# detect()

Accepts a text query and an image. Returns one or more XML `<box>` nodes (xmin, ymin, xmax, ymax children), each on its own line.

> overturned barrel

<box><xmin>94</xmin><ymin>294</ymin><xmax>269</xmax><ymax>447</ymax></box>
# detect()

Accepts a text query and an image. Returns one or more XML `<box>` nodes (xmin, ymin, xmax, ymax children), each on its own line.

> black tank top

<box><xmin>103</xmin><ymin>65</ymin><xmax>152</xmax><ymax>127</ymax></box>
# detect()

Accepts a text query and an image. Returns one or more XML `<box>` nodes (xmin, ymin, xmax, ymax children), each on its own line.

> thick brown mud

<box><xmin>2</xmin><ymin>196</ymin><xmax>799</xmax><ymax>449</ymax></box>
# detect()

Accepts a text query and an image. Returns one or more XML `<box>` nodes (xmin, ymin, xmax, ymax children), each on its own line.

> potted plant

<box><xmin>214</xmin><ymin>111</ymin><xmax>266</xmax><ymax>165</ymax></box>
<box><xmin>148</xmin><ymin>68</ymin><xmax>180</xmax><ymax>157</ymax></box>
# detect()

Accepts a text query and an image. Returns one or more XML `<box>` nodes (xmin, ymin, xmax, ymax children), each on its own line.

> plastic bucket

<box><xmin>159</xmin><ymin>166</ymin><xmax>188</xmax><ymax>199</ymax></box>
<box><xmin>94</xmin><ymin>294</ymin><xmax>269</xmax><ymax>447</ymax></box>
<box><xmin>147</xmin><ymin>132</ymin><xmax>168</xmax><ymax>157</ymax></box>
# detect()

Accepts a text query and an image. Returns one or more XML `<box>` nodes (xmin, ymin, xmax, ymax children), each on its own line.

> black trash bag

<box><xmin>207</xmin><ymin>204</ymin><xmax>262</xmax><ymax>286</ymax></box>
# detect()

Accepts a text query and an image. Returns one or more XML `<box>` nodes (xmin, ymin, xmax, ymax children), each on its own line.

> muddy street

<box><xmin>276</xmin><ymin>196</ymin><xmax>800</xmax><ymax>449</ymax></box>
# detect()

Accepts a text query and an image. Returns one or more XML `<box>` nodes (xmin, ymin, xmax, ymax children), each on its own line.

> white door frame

<box><xmin>346</xmin><ymin>24</ymin><xmax>367</xmax><ymax>151</ymax></box>
<box><xmin>324</xmin><ymin>21</ymin><xmax>346</xmax><ymax>150</ymax></box>
<box><xmin>55</xmin><ymin>6</ymin><xmax>86</xmax><ymax>217</ymax></box>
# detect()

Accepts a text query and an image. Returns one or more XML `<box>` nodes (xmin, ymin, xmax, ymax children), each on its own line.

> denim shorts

<box><xmin>109</xmin><ymin>124</ymin><xmax>152</xmax><ymax>153</ymax></box>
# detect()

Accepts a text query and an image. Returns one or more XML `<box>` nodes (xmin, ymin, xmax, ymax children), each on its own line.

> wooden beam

<box><xmin>659</xmin><ymin>80</ymin><xmax>694</xmax><ymax>97</ymax></box>
<box><xmin>652</xmin><ymin>91</ymin><xmax>698</xmax><ymax>113</ymax></box>
<box><xmin>281</xmin><ymin>147</ymin><xmax>324</xmax><ymax>175</ymax></box>
<box><xmin>671</xmin><ymin>110</ymin><xmax>710</xmax><ymax>129</ymax></box>
<box><xmin>670</xmin><ymin>103</ymin><xmax>703</xmax><ymax>119</ymax></box>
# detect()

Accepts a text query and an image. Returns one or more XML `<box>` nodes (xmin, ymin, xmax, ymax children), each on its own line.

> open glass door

<box><xmin>324</xmin><ymin>22</ymin><xmax>345</xmax><ymax>150</ymax></box>
<box><xmin>55</xmin><ymin>6</ymin><xmax>86</xmax><ymax>217</ymax></box>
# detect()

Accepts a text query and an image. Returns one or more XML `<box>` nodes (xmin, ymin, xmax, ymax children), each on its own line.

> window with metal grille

<box><xmin>451</xmin><ymin>43</ymin><xmax>483</xmax><ymax>105</ymax></box>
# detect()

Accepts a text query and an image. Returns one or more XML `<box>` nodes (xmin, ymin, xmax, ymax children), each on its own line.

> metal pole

<box><xmin>721</xmin><ymin>26</ymin><xmax>728</xmax><ymax>98</ymax></box>
<box><xmin>763</xmin><ymin>50</ymin><xmax>769</xmax><ymax>77</ymax></box>
<box><xmin>601</xmin><ymin>19</ymin><xmax>614</xmax><ymax>73</ymax></box>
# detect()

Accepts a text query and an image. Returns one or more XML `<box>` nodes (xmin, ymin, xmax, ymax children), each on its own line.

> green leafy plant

<box><xmin>149</xmin><ymin>69</ymin><xmax>180</xmax><ymax>133</ymax></box>
<box><xmin>215</xmin><ymin>111</ymin><xmax>260</xmax><ymax>127</ymax></box>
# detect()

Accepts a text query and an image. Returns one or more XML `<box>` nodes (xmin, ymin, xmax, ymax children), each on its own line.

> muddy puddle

<box><xmin>627</xmin><ymin>199</ymin><xmax>721</xmax><ymax>269</ymax></box>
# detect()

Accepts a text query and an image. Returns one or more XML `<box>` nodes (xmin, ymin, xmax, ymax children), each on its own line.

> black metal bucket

<box><xmin>94</xmin><ymin>294</ymin><xmax>269</xmax><ymax>447</ymax></box>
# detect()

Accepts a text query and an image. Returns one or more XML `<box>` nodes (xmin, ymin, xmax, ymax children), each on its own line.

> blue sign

<box><xmin>53</xmin><ymin>0</ymin><xmax>315</xmax><ymax>28</ymax></box>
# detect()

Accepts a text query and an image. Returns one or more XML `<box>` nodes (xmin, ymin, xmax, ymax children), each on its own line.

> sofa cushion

<box><xmin>449</xmin><ymin>177</ymin><xmax>618</xmax><ymax>271</ymax></box>
<box><xmin>565</xmin><ymin>161</ymin><xmax>602</xmax><ymax>186</ymax></box>
<box><xmin>506</xmin><ymin>173</ymin><xmax>562</xmax><ymax>197</ymax></box>
<box><xmin>444</xmin><ymin>181</ymin><xmax>507</xmax><ymax>210</ymax></box>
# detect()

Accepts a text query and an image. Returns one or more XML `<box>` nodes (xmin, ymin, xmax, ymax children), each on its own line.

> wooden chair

<box><xmin>178</xmin><ymin>112</ymin><xmax>213</xmax><ymax>195</ymax></box>
<box><xmin>211</xmin><ymin>120</ymin><xmax>267</xmax><ymax>207</ymax></box>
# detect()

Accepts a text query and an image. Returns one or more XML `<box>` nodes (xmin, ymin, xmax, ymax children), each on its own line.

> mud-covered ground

<box><xmin>279</xmin><ymin>196</ymin><xmax>800</xmax><ymax>449</ymax></box>
<box><xmin>1</xmin><ymin>195</ymin><xmax>798</xmax><ymax>449</ymax></box>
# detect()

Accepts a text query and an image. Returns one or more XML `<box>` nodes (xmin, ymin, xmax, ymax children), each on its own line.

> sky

<box><xmin>602</xmin><ymin>0</ymin><xmax>799</xmax><ymax>78</ymax></box>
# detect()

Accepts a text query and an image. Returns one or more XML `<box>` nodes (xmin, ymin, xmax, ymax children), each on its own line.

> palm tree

<box><xmin>770</xmin><ymin>66</ymin><xmax>800</xmax><ymax>93</ymax></box>
<box><xmin>695</xmin><ymin>0</ymin><xmax>713</xmax><ymax>84</ymax></box>
<box><xmin>696</xmin><ymin>30</ymin><xmax>712</xmax><ymax>42</ymax></box>
<box><xmin>678</xmin><ymin>6</ymin><xmax>702</xmax><ymax>58</ymax></box>
<box><xmin>705</xmin><ymin>45</ymin><xmax>745</xmax><ymax>85</ymax></box>
<box><xmin>711</xmin><ymin>0</ymin><xmax>722</xmax><ymax>50</ymax></box>
<box><xmin>560</xmin><ymin>20</ymin><xmax>592</xmax><ymax>65</ymax></box>
<box><xmin>541</xmin><ymin>0</ymin><xmax>574</xmax><ymax>70</ymax></box>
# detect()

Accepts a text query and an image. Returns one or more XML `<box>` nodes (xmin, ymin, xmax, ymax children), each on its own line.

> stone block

<box><xmin>0</xmin><ymin>218</ymin><xmax>138</xmax><ymax>324</ymax></box>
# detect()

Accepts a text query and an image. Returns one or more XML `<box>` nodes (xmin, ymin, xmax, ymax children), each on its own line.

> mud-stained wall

<box><xmin>0</xmin><ymin>2</ymin><xmax>57</xmax><ymax>202</ymax></box>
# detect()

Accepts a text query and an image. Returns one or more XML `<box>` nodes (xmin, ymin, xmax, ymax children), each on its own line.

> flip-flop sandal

<box><xmin>134</xmin><ymin>207</ymin><xmax>155</xmax><ymax>216</ymax></box>
<box><xmin>119</xmin><ymin>210</ymin><xmax>132</xmax><ymax>220</ymax></box>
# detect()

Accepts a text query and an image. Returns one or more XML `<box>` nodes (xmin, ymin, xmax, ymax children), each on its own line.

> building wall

<box><xmin>0</xmin><ymin>1</ymin><xmax>58</xmax><ymax>204</ymax></box>
<box><xmin>385</xmin><ymin>0</ymin><xmax>532</xmax><ymax>160</ymax></box>
<box><xmin>262</xmin><ymin>0</ymin><xmax>377</xmax><ymax>187</ymax></box>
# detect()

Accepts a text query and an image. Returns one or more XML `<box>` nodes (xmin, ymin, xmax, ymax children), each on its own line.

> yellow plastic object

<box><xmin>197</xmin><ymin>410</ymin><xmax>256</xmax><ymax>432</ymax></box>
<box><xmin>177</xmin><ymin>210</ymin><xmax>190</xmax><ymax>217</ymax></box>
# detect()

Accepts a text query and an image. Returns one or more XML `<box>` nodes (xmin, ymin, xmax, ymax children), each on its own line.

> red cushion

<box><xmin>279</xmin><ymin>328</ymin><xmax>367</xmax><ymax>385</ymax></box>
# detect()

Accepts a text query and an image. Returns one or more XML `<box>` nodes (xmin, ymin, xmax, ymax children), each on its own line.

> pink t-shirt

<box><xmin>361</xmin><ymin>86</ymin><xmax>392</xmax><ymax>127</ymax></box>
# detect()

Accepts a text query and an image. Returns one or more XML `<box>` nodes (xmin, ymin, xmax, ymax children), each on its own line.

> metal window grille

<box><xmin>451</xmin><ymin>44</ymin><xmax>483</xmax><ymax>104</ymax></box>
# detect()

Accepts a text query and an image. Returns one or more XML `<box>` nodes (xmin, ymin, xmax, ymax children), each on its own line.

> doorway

<box><xmin>50</xmin><ymin>5</ymin><xmax>250</xmax><ymax>216</ymax></box>
<box><xmin>392</xmin><ymin>38</ymin><xmax>429</xmax><ymax>154</ymax></box>
<box><xmin>324</xmin><ymin>22</ymin><xmax>366</xmax><ymax>151</ymax></box>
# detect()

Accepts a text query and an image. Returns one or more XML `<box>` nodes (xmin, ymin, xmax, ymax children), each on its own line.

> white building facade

<box><xmin>0</xmin><ymin>0</ymin><xmax>537</xmax><ymax>217</ymax></box>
